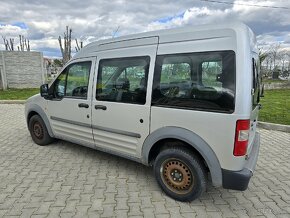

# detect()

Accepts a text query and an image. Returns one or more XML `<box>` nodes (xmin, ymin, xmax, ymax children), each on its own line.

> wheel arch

<box><xmin>26</xmin><ymin>104</ymin><xmax>54</xmax><ymax>138</ymax></box>
<box><xmin>141</xmin><ymin>127</ymin><xmax>222</xmax><ymax>187</ymax></box>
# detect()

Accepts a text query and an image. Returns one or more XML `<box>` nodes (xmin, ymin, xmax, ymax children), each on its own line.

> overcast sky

<box><xmin>0</xmin><ymin>0</ymin><xmax>290</xmax><ymax>58</ymax></box>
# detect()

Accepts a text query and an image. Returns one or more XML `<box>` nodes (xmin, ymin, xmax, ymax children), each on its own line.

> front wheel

<box><xmin>154</xmin><ymin>147</ymin><xmax>207</xmax><ymax>202</ymax></box>
<box><xmin>28</xmin><ymin>115</ymin><xmax>54</xmax><ymax>146</ymax></box>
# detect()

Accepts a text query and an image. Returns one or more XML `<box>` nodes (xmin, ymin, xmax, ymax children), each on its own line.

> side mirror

<box><xmin>40</xmin><ymin>84</ymin><xmax>49</xmax><ymax>98</ymax></box>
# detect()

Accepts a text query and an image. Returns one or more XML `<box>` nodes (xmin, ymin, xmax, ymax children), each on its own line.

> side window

<box><xmin>252</xmin><ymin>58</ymin><xmax>260</xmax><ymax>106</ymax></box>
<box><xmin>118</xmin><ymin>66</ymin><xmax>147</xmax><ymax>92</ymax></box>
<box><xmin>152</xmin><ymin>51</ymin><xmax>236</xmax><ymax>113</ymax></box>
<box><xmin>252</xmin><ymin>58</ymin><xmax>257</xmax><ymax>90</ymax></box>
<box><xmin>252</xmin><ymin>58</ymin><xmax>261</xmax><ymax>91</ymax></box>
<box><xmin>202</xmin><ymin>61</ymin><xmax>222</xmax><ymax>88</ymax></box>
<box><xmin>159</xmin><ymin>61</ymin><xmax>191</xmax><ymax>98</ymax></box>
<box><xmin>53</xmin><ymin>61</ymin><xmax>91</xmax><ymax>99</ymax></box>
<box><xmin>96</xmin><ymin>56</ymin><xmax>150</xmax><ymax>105</ymax></box>
<box><xmin>54</xmin><ymin>71</ymin><xmax>66</xmax><ymax>98</ymax></box>
<box><xmin>161</xmin><ymin>63</ymin><xmax>191</xmax><ymax>84</ymax></box>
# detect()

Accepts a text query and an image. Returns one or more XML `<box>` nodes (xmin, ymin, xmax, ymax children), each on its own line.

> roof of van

<box><xmin>73</xmin><ymin>21</ymin><xmax>256</xmax><ymax>59</ymax></box>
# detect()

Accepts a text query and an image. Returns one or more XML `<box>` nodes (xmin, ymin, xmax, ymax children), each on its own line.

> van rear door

<box><xmin>248</xmin><ymin>56</ymin><xmax>261</xmax><ymax>153</ymax></box>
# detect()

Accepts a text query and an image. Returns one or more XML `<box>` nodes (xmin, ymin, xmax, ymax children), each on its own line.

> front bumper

<box><xmin>222</xmin><ymin>132</ymin><xmax>260</xmax><ymax>191</ymax></box>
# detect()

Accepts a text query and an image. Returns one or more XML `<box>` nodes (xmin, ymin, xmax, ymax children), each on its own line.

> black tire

<box><xmin>154</xmin><ymin>146</ymin><xmax>207</xmax><ymax>202</ymax></box>
<box><xmin>28</xmin><ymin>115</ymin><xmax>54</xmax><ymax>146</ymax></box>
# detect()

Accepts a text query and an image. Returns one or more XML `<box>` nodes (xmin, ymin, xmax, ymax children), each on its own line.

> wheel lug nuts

<box><xmin>171</xmin><ymin>172</ymin><xmax>174</xmax><ymax>176</ymax></box>
<box><xmin>173</xmin><ymin>178</ymin><xmax>176</xmax><ymax>181</ymax></box>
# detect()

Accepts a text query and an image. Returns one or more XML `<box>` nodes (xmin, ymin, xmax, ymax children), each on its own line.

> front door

<box><xmin>47</xmin><ymin>58</ymin><xmax>95</xmax><ymax>148</ymax></box>
<box><xmin>92</xmin><ymin>44</ymin><xmax>157</xmax><ymax>158</ymax></box>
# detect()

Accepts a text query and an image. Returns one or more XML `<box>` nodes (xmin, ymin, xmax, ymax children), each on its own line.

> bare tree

<box><xmin>258</xmin><ymin>48</ymin><xmax>268</xmax><ymax>64</ymax></box>
<box><xmin>258</xmin><ymin>46</ymin><xmax>271</xmax><ymax>78</ymax></box>
<box><xmin>75</xmin><ymin>38</ymin><xmax>83</xmax><ymax>52</ymax></box>
<box><xmin>18</xmin><ymin>35</ymin><xmax>30</xmax><ymax>51</ymax></box>
<box><xmin>279</xmin><ymin>50</ymin><xmax>288</xmax><ymax>73</ymax></box>
<box><xmin>268</xmin><ymin>43</ymin><xmax>281</xmax><ymax>71</ymax></box>
<box><xmin>2</xmin><ymin>35</ymin><xmax>30</xmax><ymax>51</ymax></box>
<box><xmin>2</xmin><ymin>36</ymin><xmax>14</xmax><ymax>51</ymax></box>
<box><xmin>58</xmin><ymin>26</ymin><xmax>72</xmax><ymax>64</ymax></box>
<box><xmin>9</xmin><ymin>38</ymin><xmax>14</xmax><ymax>50</ymax></box>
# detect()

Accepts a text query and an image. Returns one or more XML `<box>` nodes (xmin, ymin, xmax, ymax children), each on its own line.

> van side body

<box><xmin>25</xmin><ymin>22</ymin><xmax>261</xmax><ymax>201</ymax></box>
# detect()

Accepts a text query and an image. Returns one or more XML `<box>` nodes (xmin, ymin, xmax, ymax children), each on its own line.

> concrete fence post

<box><xmin>0</xmin><ymin>51</ymin><xmax>8</xmax><ymax>90</ymax></box>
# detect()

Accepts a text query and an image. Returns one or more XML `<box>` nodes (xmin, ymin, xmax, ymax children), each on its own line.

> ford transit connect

<box><xmin>25</xmin><ymin>22</ymin><xmax>261</xmax><ymax>202</ymax></box>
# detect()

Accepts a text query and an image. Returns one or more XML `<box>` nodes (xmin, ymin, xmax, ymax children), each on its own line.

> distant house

<box><xmin>0</xmin><ymin>51</ymin><xmax>45</xmax><ymax>90</ymax></box>
<box><xmin>43</xmin><ymin>57</ymin><xmax>62</xmax><ymax>77</ymax></box>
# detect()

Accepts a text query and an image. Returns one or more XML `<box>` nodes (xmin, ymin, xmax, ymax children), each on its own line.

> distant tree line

<box><xmin>1</xmin><ymin>25</ymin><xmax>84</xmax><ymax>67</ymax></box>
<box><xmin>259</xmin><ymin>43</ymin><xmax>290</xmax><ymax>79</ymax></box>
<box><xmin>1</xmin><ymin>35</ymin><xmax>30</xmax><ymax>51</ymax></box>
<box><xmin>4</xmin><ymin>27</ymin><xmax>289</xmax><ymax>80</ymax></box>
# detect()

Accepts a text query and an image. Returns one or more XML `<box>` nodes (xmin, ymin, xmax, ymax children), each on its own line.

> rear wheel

<box><xmin>154</xmin><ymin>146</ymin><xmax>207</xmax><ymax>202</ymax></box>
<box><xmin>28</xmin><ymin>115</ymin><xmax>54</xmax><ymax>145</ymax></box>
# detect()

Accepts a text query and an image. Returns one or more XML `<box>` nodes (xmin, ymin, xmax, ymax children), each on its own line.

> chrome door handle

<box><xmin>95</xmin><ymin>105</ymin><xmax>107</xmax><ymax>110</ymax></box>
<box><xmin>78</xmin><ymin>103</ymin><xmax>89</xmax><ymax>108</ymax></box>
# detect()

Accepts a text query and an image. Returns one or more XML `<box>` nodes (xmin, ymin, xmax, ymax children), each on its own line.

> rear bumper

<box><xmin>222</xmin><ymin>132</ymin><xmax>260</xmax><ymax>191</ymax></box>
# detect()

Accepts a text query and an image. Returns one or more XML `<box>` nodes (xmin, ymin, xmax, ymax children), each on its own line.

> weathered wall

<box><xmin>264</xmin><ymin>81</ymin><xmax>290</xmax><ymax>90</ymax></box>
<box><xmin>0</xmin><ymin>51</ymin><xmax>45</xmax><ymax>89</ymax></box>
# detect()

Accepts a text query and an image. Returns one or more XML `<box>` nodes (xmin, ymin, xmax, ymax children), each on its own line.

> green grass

<box><xmin>0</xmin><ymin>88</ymin><xmax>39</xmax><ymax>100</ymax></box>
<box><xmin>259</xmin><ymin>89</ymin><xmax>290</xmax><ymax>125</ymax></box>
<box><xmin>263</xmin><ymin>79</ymin><xmax>289</xmax><ymax>84</ymax></box>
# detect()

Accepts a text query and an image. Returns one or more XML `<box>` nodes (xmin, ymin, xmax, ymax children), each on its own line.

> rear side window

<box><xmin>152</xmin><ymin>51</ymin><xmax>235</xmax><ymax>113</ymax></box>
<box><xmin>96</xmin><ymin>56</ymin><xmax>150</xmax><ymax>105</ymax></box>
<box><xmin>252</xmin><ymin>58</ymin><xmax>261</xmax><ymax>108</ymax></box>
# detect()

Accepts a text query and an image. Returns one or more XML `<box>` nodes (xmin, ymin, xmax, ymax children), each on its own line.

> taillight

<box><xmin>234</xmin><ymin>119</ymin><xmax>250</xmax><ymax>156</ymax></box>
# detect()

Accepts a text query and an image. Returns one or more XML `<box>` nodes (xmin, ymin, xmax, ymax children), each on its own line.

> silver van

<box><xmin>25</xmin><ymin>22</ymin><xmax>261</xmax><ymax>202</ymax></box>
